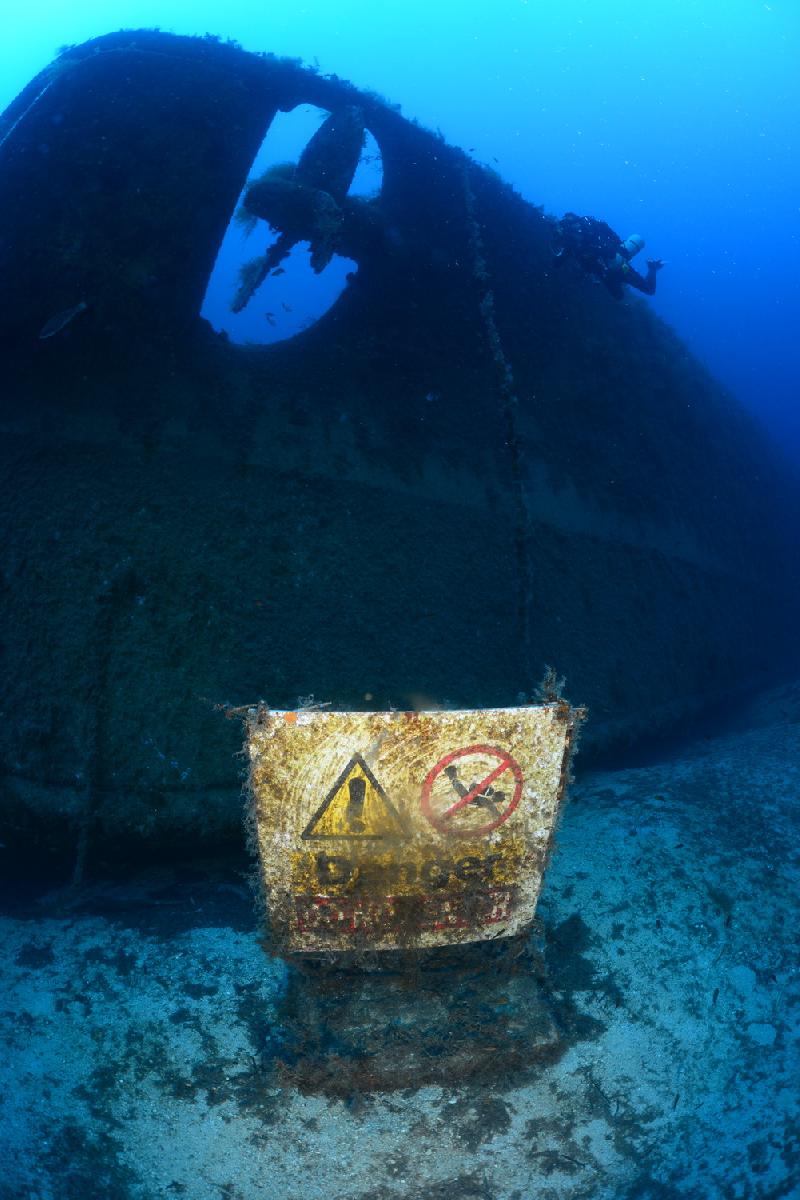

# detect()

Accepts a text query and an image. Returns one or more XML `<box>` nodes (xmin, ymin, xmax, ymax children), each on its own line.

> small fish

<box><xmin>264</xmin><ymin>312</ymin><xmax>277</xmax><ymax>327</ymax></box>
<box><xmin>38</xmin><ymin>300</ymin><xmax>88</xmax><ymax>339</ymax></box>
<box><xmin>271</xmin><ymin>267</ymin><xmax>286</xmax><ymax>277</ymax></box>
<box><xmin>281</xmin><ymin>301</ymin><xmax>292</xmax><ymax>312</ymax></box>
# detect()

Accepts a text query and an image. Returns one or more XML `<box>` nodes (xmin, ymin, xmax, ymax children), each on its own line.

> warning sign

<box><xmin>246</xmin><ymin>703</ymin><xmax>583</xmax><ymax>954</ymax></box>
<box><xmin>302</xmin><ymin>754</ymin><xmax>409</xmax><ymax>839</ymax></box>
<box><xmin>421</xmin><ymin>745</ymin><xmax>523</xmax><ymax>838</ymax></box>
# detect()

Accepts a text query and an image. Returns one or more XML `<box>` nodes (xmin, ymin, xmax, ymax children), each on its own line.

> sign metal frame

<box><xmin>246</xmin><ymin>703</ymin><xmax>583</xmax><ymax>954</ymax></box>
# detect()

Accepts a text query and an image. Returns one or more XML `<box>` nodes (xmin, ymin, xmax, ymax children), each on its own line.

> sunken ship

<box><xmin>1</xmin><ymin>31</ymin><xmax>797</xmax><ymax>869</ymax></box>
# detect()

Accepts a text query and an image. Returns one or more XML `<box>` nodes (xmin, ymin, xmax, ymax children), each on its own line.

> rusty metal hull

<box><xmin>0</xmin><ymin>31</ymin><xmax>798</xmax><ymax>864</ymax></box>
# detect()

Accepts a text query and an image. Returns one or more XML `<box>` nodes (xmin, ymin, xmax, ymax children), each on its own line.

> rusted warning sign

<box><xmin>246</xmin><ymin>704</ymin><xmax>582</xmax><ymax>954</ymax></box>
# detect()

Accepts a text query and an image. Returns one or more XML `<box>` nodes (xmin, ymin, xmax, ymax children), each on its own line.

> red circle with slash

<box><xmin>420</xmin><ymin>744</ymin><xmax>524</xmax><ymax>838</ymax></box>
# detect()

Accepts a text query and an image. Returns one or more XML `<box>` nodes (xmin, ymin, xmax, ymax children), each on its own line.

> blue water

<box><xmin>2</xmin><ymin>10</ymin><xmax>799</xmax><ymax>1197</ymax></box>
<box><xmin>4</xmin><ymin>0</ymin><xmax>799</xmax><ymax>454</ymax></box>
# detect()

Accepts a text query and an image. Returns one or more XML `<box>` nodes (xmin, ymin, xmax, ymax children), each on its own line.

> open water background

<box><xmin>3</xmin><ymin>0</ymin><xmax>799</xmax><ymax>454</ymax></box>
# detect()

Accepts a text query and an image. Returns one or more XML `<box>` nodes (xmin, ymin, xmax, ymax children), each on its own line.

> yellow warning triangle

<box><xmin>302</xmin><ymin>754</ymin><xmax>409</xmax><ymax>839</ymax></box>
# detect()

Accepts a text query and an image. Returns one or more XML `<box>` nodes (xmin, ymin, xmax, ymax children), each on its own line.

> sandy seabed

<box><xmin>2</xmin><ymin>682</ymin><xmax>798</xmax><ymax>1200</ymax></box>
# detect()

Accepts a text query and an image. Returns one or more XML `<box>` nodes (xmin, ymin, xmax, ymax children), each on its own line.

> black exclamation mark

<box><xmin>347</xmin><ymin>776</ymin><xmax>366</xmax><ymax>832</ymax></box>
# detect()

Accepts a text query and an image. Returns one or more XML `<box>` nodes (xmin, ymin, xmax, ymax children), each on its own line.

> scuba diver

<box><xmin>553</xmin><ymin>212</ymin><xmax>664</xmax><ymax>299</ymax></box>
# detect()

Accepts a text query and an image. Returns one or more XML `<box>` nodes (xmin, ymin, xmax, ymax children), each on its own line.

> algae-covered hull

<box><xmin>0</xmin><ymin>31</ymin><xmax>798</xmax><ymax>864</ymax></box>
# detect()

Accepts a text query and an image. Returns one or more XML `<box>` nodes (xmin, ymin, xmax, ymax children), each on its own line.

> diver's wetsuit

<box><xmin>553</xmin><ymin>214</ymin><xmax>661</xmax><ymax>300</ymax></box>
<box><xmin>601</xmin><ymin>259</ymin><xmax>660</xmax><ymax>300</ymax></box>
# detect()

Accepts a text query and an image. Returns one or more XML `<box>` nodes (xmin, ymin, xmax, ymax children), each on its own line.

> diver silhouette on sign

<box><xmin>443</xmin><ymin>764</ymin><xmax>504</xmax><ymax>818</ymax></box>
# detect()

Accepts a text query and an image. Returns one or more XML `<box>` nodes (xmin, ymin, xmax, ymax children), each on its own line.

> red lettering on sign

<box><xmin>293</xmin><ymin>888</ymin><xmax>515</xmax><ymax>936</ymax></box>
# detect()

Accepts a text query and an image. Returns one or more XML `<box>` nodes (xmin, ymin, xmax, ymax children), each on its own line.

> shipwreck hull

<box><xmin>0</xmin><ymin>31</ymin><xmax>797</xmax><ymax>865</ymax></box>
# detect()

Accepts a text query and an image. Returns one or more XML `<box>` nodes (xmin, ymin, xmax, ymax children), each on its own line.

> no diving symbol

<box><xmin>420</xmin><ymin>744</ymin><xmax>524</xmax><ymax>838</ymax></box>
